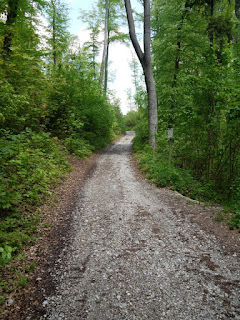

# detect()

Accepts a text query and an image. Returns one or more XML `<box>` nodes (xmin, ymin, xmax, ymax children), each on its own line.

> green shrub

<box><xmin>124</xmin><ymin>110</ymin><xmax>140</xmax><ymax>130</ymax></box>
<box><xmin>0</xmin><ymin>211</ymin><xmax>40</xmax><ymax>268</ymax></box>
<box><xmin>136</xmin><ymin>146</ymin><xmax>214</xmax><ymax>201</ymax></box>
<box><xmin>0</xmin><ymin>129</ymin><xmax>70</xmax><ymax>269</ymax></box>
<box><xmin>64</xmin><ymin>136</ymin><xmax>92</xmax><ymax>158</ymax></box>
<box><xmin>0</xmin><ymin>246</ymin><xmax>16</xmax><ymax>268</ymax></box>
<box><xmin>0</xmin><ymin>130</ymin><xmax>70</xmax><ymax>212</ymax></box>
<box><xmin>132</xmin><ymin>120</ymin><xmax>148</xmax><ymax>152</ymax></box>
<box><xmin>228</xmin><ymin>211</ymin><xmax>240</xmax><ymax>230</ymax></box>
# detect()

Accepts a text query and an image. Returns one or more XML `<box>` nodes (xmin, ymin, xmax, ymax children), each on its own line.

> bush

<box><xmin>0</xmin><ymin>129</ymin><xmax>70</xmax><ymax>212</ymax></box>
<box><xmin>124</xmin><ymin>110</ymin><xmax>140</xmax><ymax>130</ymax></box>
<box><xmin>0</xmin><ymin>211</ymin><xmax>39</xmax><ymax>269</ymax></box>
<box><xmin>136</xmin><ymin>146</ymin><xmax>213</xmax><ymax>201</ymax></box>
<box><xmin>132</xmin><ymin>120</ymin><xmax>148</xmax><ymax>152</ymax></box>
<box><xmin>228</xmin><ymin>211</ymin><xmax>240</xmax><ymax>230</ymax></box>
<box><xmin>64</xmin><ymin>136</ymin><xmax>92</xmax><ymax>158</ymax></box>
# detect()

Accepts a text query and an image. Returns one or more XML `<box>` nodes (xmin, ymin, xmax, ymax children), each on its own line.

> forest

<box><xmin>0</xmin><ymin>0</ymin><xmax>240</xmax><ymax>312</ymax></box>
<box><xmin>0</xmin><ymin>0</ymin><xmax>126</xmax><ymax>306</ymax></box>
<box><xmin>126</xmin><ymin>0</ymin><xmax>240</xmax><ymax>228</ymax></box>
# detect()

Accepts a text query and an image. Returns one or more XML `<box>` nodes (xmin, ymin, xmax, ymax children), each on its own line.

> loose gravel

<box><xmin>42</xmin><ymin>132</ymin><xmax>239</xmax><ymax>320</ymax></box>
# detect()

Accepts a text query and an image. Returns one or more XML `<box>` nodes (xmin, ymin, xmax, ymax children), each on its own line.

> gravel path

<box><xmin>44</xmin><ymin>132</ymin><xmax>240</xmax><ymax>320</ymax></box>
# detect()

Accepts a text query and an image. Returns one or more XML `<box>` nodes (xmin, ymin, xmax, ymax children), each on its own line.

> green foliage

<box><xmin>228</xmin><ymin>211</ymin><xmax>240</xmax><ymax>230</ymax></box>
<box><xmin>45</xmin><ymin>0</ymin><xmax>71</xmax><ymax>66</ymax></box>
<box><xmin>149</xmin><ymin>0</ymin><xmax>240</xmax><ymax>212</ymax></box>
<box><xmin>81</xmin><ymin>95</ymin><xmax>114</xmax><ymax>149</ymax></box>
<box><xmin>0</xmin><ymin>130</ymin><xmax>70</xmax><ymax>212</ymax></box>
<box><xmin>0</xmin><ymin>246</ymin><xmax>16</xmax><ymax>267</ymax></box>
<box><xmin>46</xmin><ymin>51</ymin><xmax>118</xmax><ymax>150</ymax></box>
<box><xmin>111</xmin><ymin>102</ymin><xmax>126</xmax><ymax>137</ymax></box>
<box><xmin>17</xmin><ymin>275</ymin><xmax>28</xmax><ymax>288</ymax></box>
<box><xmin>65</xmin><ymin>136</ymin><xmax>92</xmax><ymax>158</ymax></box>
<box><xmin>0</xmin><ymin>210</ymin><xmax>39</xmax><ymax>269</ymax></box>
<box><xmin>136</xmin><ymin>146</ymin><xmax>212</xmax><ymax>201</ymax></box>
<box><xmin>124</xmin><ymin>110</ymin><xmax>141</xmax><ymax>130</ymax></box>
<box><xmin>132</xmin><ymin>119</ymin><xmax>149</xmax><ymax>152</ymax></box>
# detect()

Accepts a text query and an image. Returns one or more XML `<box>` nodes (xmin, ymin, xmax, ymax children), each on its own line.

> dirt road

<box><xmin>41</xmin><ymin>132</ymin><xmax>239</xmax><ymax>320</ymax></box>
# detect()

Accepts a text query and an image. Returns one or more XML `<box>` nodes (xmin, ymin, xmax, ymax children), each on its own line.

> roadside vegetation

<box><xmin>0</xmin><ymin>0</ymin><xmax>125</xmax><ymax>309</ymax></box>
<box><xmin>126</xmin><ymin>0</ymin><xmax>240</xmax><ymax>230</ymax></box>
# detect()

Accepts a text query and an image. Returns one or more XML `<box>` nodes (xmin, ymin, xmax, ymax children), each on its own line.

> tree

<box><xmin>99</xmin><ymin>0</ymin><xmax>109</xmax><ymax>88</ymax></box>
<box><xmin>124</xmin><ymin>0</ymin><xmax>158</xmax><ymax>148</ymax></box>
<box><xmin>80</xmin><ymin>0</ymin><xmax>128</xmax><ymax>94</ymax></box>
<box><xmin>98</xmin><ymin>0</ymin><xmax>128</xmax><ymax>93</ymax></box>
<box><xmin>2</xmin><ymin>0</ymin><xmax>20</xmax><ymax>60</ymax></box>
<box><xmin>0</xmin><ymin>0</ymin><xmax>47</xmax><ymax>133</ymax></box>
<box><xmin>1</xmin><ymin>0</ymin><xmax>46</xmax><ymax>60</ymax></box>
<box><xmin>80</xmin><ymin>7</ymin><xmax>101</xmax><ymax>78</ymax></box>
<box><xmin>151</xmin><ymin>0</ymin><xmax>240</xmax><ymax>200</ymax></box>
<box><xmin>45</xmin><ymin>0</ymin><xmax>70</xmax><ymax>67</ymax></box>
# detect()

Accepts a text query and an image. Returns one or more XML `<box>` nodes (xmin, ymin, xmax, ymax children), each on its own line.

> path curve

<box><xmin>44</xmin><ymin>132</ymin><xmax>240</xmax><ymax>320</ymax></box>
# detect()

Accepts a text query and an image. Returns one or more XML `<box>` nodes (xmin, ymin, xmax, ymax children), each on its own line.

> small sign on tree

<box><xmin>168</xmin><ymin>128</ymin><xmax>173</xmax><ymax>139</ymax></box>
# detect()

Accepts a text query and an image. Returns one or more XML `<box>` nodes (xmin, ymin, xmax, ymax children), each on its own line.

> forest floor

<box><xmin>5</xmin><ymin>132</ymin><xmax>240</xmax><ymax>320</ymax></box>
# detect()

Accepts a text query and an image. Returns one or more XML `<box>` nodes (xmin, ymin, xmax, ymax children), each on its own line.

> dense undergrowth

<box><xmin>133</xmin><ymin>126</ymin><xmax>240</xmax><ymax>230</ymax></box>
<box><xmin>0</xmin><ymin>130</ymin><xmax>70</xmax><ymax>307</ymax></box>
<box><xmin>0</xmin><ymin>130</ymin><xmax>70</xmax><ymax>212</ymax></box>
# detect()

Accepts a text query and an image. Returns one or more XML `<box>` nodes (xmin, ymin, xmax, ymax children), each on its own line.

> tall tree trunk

<box><xmin>104</xmin><ymin>36</ymin><xmax>110</xmax><ymax>94</ymax></box>
<box><xmin>124</xmin><ymin>0</ymin><xmax>158</xmax><ymax>148</ymax></box>
<box><xmin>99</xmin><ymin>0</ymin><xmax>109</xmax><ymax>87</ymax></box>
<box><xmin>3</xmin><ymin>0</ymin><xmax>20</xmax><ymax>59</ymax></box>
<box><xmin>51</xmin><ymin>0</ymin><xmax>57</xmax><ymax>67</ymax></box>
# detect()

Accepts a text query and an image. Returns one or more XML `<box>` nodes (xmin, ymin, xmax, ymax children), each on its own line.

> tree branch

<box><xmin>124</xmin><ymin>0</ymin><xmax>144</xmax><ymax>64</ymax></box>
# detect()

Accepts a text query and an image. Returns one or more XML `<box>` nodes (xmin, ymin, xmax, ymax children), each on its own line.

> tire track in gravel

<box><xmin>42</xmin><ymin>132</ymin><xmax>239</xmax><ymax>320</ymax></box>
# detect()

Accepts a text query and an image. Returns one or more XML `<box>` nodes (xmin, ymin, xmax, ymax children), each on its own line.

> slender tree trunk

<box><xmin>51</xmin><ymin>0</ymin><xmax>57</xmax><ymax>67</ymax></box>
<box><xmin>3</xmin><ymin>0</ymin><xmax>20</xmax><ymax>59</ymax></box>
<box><xmin>99</xmin><ymin>0</ymin><xmax>109</xmax><ymax>87</ymax></box>
<box><xmin>92</xmin><ymin>43</ymin><xmax>96</xmax><ymax>77</ymax></box>
<box><xmin>104</xmin><ymin>37</ymin><xmax>110</xmax><ymax>94</ymax></box>
<box><xmin>92</xmin><ymin>32</ymin><xmax>98</xmax><ymax>78</ymax></box>
<box><xmin>124</xmin><ymin>0</ymin><xmax>158</xmax><ymax>148</ymax></box>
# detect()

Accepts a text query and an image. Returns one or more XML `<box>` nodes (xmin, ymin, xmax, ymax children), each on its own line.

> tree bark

<box><xmin>104</xmin><ymin>35</ymin><xmax>110</xmax><ymax>94</ymax></box>
<box><xmin>124</xmin><ymin>0</ymin><xmax>158</xmax><ymax>148</ymax></box>
<box><xmin>3</xmin><ymin>0</ymin><xmax>20</xmax><ymax>59</ymax></box>
<box><xmin>52</xmin><ymin>0</ymin><xmax>57</xmax><ymax>67</ymax></box>
<box><xmin>99</xmin><ymin>0</ymin><xmax>109</xmax><ymax>88</ymax></box>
